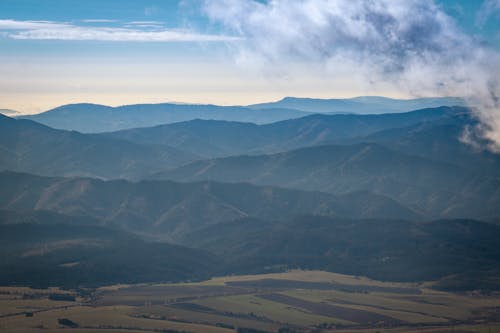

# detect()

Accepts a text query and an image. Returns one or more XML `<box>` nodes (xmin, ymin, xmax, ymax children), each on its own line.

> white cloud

<box><xmin>203</xmin><ymin>0</ymin><xmax>500</xmax><ymax>152</ymax></box>
<box><xmin>10</xmin><ymin>27</ymin><xmax>239</xmax><ymax>42</ymax></box>
<box><xmin>81</xmin><ymin>19</ymin><xmax>118</xmax><ymax>23</ymax></box>
<box><xmin>0</xmin><ymin>19</ymin><xmax>240</xmax><ymax>42</ymax></box>
<box><xmin>204</xmin><ymin>1</ymin><xmax>471</xmax><ymax>72</ymax></box>
<box><xmin>0</xmin><ymin>19</ymin><xmax>70</xmax><ymax>30</ymax></box>
<box><xmin>124</xmin><ymin>21</ymin><xmax>165</xmax><ymax>29</ymax></box>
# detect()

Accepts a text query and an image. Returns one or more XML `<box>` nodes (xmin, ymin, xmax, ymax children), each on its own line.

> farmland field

<box><xmin>1</xmin><ymin>270</ymin><xmax>499</xmax><ymax>333</ymax></box>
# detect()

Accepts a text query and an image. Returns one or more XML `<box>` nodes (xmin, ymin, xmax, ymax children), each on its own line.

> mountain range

<box><xmin>17</xmin><ymin>96</ymin><xmax>464</xmax><ymax>133</ymax></box>
<box><xmin>1</xmin><ymin>97</ymin><xmax>499</xmax><ymax>289</ymax></box>
<box><xmin>0</xmin><ymin>171</ymin><xmax>420</xmax><ymax>240</ymax></box>
<box><xmin>0</xmin><ymin>114</ymin><xmax>196</xmax><ymax>179</ymax></box>
<box><xmin>105</xmin><ymin>106</ymin><xmax>463</xmax><ymax>158</ymax></box>
<box><xmin>1</xmin><ymin>106</ymin><xmax>471</xmax><ymax>178</ymax></box>
<box><xmin>250</xmin><ymin>96</ymin><xmax>465</xmax><ymax>114</ymax></box>
<box><xmin>153</xmin><ymin>142</ymin><xmax>499</xmax><ymax>220</ymax></box>
<box><xmin>19</xmin><ymin>103</ymin><xmax>309</xmax><ymax>133</ymax></box>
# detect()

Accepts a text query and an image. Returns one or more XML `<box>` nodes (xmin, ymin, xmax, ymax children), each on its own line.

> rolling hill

<box><xmin>0</xmin><ymin>171</ymin><xmax>420</xmax><ymax>239</ymax></box>
<box><xmin>182</xmin><ymin>215</ymin><xmax>500</xmax><ymax>284</ymax></box>
<box><xmin>345</xmin><ymin>114</ymin><xmax>500</xmax><ymax>177</ymax></box>
<box><xmin>153</xmin><ymin>143</ymin><xmax>500</xmax><ymax>220</ymax></box>
<box><xmin>0</xmin><ymin>114</ymin><xmax>197</xmax><ymax>179</ymax></box>
<box><xmin>105</xmin><ymin>106</ymin><xmax>464</xmax><ymax>158</ymax></box>
<box><xmin>0</xmin><ymin>220</ymin><xmax>216</xmax><ymax>288</ymax></box>
<box><xmin>2</xmin><ymin>211</ymin><xmax>499</xmax><ymax>289</ymax></box>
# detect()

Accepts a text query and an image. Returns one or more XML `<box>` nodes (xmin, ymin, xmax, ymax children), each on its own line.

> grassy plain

<box><xmin>0</xmin><ymin>270</ymin><xmax>499</xmax><ymax>333</ymax></box>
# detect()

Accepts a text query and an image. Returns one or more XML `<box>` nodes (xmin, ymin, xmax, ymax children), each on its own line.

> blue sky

<box><xmin>0</xmin><ymin>0</ymin><xmax>499</xmax><ymax>113</ymax></box>
<box><xmin>439</xmin><ymin>0</ymin><xmax>499</xmax><ymax>45</ymax></box>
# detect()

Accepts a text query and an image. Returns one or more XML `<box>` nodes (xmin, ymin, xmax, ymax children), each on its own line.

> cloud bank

<box><xmin>204</xmin><ymin>0</ymin><xmax>500</xmax><ymax>151</ymax></box>
<box><xmin>0</xmin><ymin>19</ymin><xmax>240</xmax><ymax>42</ymax></box>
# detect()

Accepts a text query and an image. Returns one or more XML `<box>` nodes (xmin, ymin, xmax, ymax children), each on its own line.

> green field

<box><xmin>1</xmin><ymin>270</ymin><xmax>499</xmax><ymax>333</ymax></box>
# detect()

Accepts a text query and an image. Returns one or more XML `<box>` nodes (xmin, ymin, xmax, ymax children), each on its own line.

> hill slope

<box><xmin>346</xmin><ymin>114</ymin><xmax>500</xmax><ymax>177</ymax></box>
<box><xmin>0</xmin><ymin>220</ymin><xmax>215</xmax><ymax>288</ymax></box>
<box><xmin>0</xmin><ymin>114</ymin><xmax>196</xmax><ymax>179</ymax></box>
<box><xmin>0</xmin><ymin>171</ymin><xmax>420</xmax><ymax>239</ymax></box>
<box><xmin>105</xmin><ymin>106</ymin><xmax>462</xmax><ymax>157</ymax></box>
<box><xmin>183</xmin><ymin>215</ymin><xmax>500</xmax><ymax>284</ymax></box>
<box><xmin>154</xmin><ymin>143</ymin><xmax>500</xmax><ymax>220</ymax></box>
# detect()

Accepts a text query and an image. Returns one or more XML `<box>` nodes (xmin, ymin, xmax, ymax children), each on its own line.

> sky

<box><xmin>0</xmin><ymin>0</ymin><xmax>499</xmax><ymax>114</ymax></box>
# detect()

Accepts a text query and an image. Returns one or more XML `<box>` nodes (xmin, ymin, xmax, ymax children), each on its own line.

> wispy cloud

<box><xmin>203</xmin><ymin>0</ymin><xmax>500</xmax><ymax>152</ymax></box>
<box><xmin>124</xmin><ymin>21</ymin><xmax>165</xmax><ymax>29</ymax></box>
<box><xmin>0</xmin><ymin>19</ymin><xmax>70</xmax><ymax>30</ymax></box>
<box><xmin>128</xmin><ymin>21</ymin><xmax>164</xmax><ymax>25</ymax></box>
<box><xmin>0</xmin><ymin>19</ymin><xmax>240</xmax><ymax>42</ymax></box>
<box><xmin>81</xmin><ymin>19</ymin><xmax>118</xmax><ymax>23</ymax></box>
<box><xmin>476</xmin><ymin>0</ymin><xmax>500</xmax><ymax>26</ymax></box>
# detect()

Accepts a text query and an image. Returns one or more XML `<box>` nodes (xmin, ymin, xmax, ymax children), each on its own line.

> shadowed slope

<box><xmin>0</xmin><ymin>114</ymin><xmax>197</xmax><ymax>179</ymax></box>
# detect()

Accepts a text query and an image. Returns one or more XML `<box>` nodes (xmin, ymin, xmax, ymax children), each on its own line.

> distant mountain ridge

<box><xmin>105</xmin><ymin>106</ymin><xmax>463</xmax><ymax>158</ymax></box>
<box><xmin>0</xmin><ymin>109</ymin><xmax>19</xmax><ymax>116</ymax></box>
<box><xmin>249</xmin><ymin>96</ymin><xmax>465</xmax><ymax>114</ymax></box>
<box><xmin>18</xmin><ymin>96</ymin><xmax>465</xmax><ymax>133</ymax></box>
<box><xmin>19</xmin><ymin>102</ymin><xmax>309</xmax><ymax>133</ymax></box>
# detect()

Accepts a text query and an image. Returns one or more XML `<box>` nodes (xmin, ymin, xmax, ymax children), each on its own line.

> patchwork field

<box><xmin>1</xmin><ymin>270</ymin><xmax>499</xmax><ymax>333</ymax></box>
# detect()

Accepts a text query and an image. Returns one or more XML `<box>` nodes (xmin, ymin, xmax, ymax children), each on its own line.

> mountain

<box><xmin>19</xmin><ymin>103</ymin><xmax>310</xmax><ymax>133</ymax></box>
<box><xmin>19</xmin><ymin>97</ymin><xmax>463</xmax><ymax>134</ymax></box>
<box><xmin>182</xmin><ymin>215</ymin><xmax>500</xmax><ymax>285</ymax></box>
<box><xmin>249</xmin><ymin>96</ymin><xmax>465</xmax><ymax>114</ymax></box>
<box><xmin>0</xmin><ymin>172</ymin><xmax>420</xmax><ymax>239</ymax></box>
<box><xmin>0</xmin><ymin>114</ymin><xmax>196</xmax><ymax>179</ymax></box>
<box><xmin>344</xmin><ymin>114</ymin><xmax>500</xmax><ymax>177</ymax></box>
<box><xmin>153</xmin><ymin>143</ymin><xmax>500</xmax><ymax>220</ymax></box>
<box><xmin>0</xmin><ymin>209</ymin><xmax>103</xmax><ymax>226</ymax></box>
<box><xmin>105</xmin><ymin>106</ymin><xmax>463</xmax><ymax>158</ymax></box>
<box><xmin>0</xmin><ymin>109</ymin><xmax>19</xmax><ymax>116</ymax></box>
<box><xmin>104</xmin><ymin>119</ymin><xmax>266</xmax><ymax>158</ymax></box>
<box><xmin>0</xmin><ymin>220</ymin><xmax>216</xmax><ymax>288</ymax></box>
<box><xmin>2</xmin><ymin>96</ymin><xmax>500</xmax><ymax>290</ymax></box>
